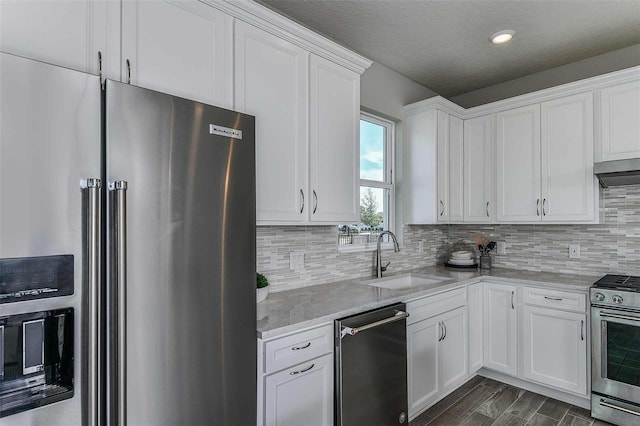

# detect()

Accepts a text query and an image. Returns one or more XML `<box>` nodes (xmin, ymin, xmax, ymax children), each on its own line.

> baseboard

<box><xmin>478</xmin><ymin>368</ymin><xmax>590</xmax><ymax>409</ymax></box>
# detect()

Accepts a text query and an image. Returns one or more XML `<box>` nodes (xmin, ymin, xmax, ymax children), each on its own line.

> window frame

<box><xmin>338</xmin><ymin>111</ymin><xmax>396</xmax><ymax>253</ymax></box>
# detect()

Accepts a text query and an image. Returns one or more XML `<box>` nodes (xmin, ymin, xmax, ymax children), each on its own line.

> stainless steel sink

<box><xmin>359</xmin><ymin>273</ymin><xmax>449</xmax><ymax>290</ymax></box>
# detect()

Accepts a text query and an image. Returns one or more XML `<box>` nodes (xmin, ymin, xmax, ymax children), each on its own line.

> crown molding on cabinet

<box><xmin>404</xmin><ymin>66</ymin><xmax>640</xmax><ymax>119</ymax></box>
<box><xmin>204</xmin><ymin>0</ymin><xmax>373</xmax><ymax>74</ymax></box>
<box><xmin>463</xmin><ymin>66</ymin><xmax>640</xmax><ymax>119</ymax></box>
<box><xmin>402</xmin><ymin>95</ymin><xmax>466</xmax><ymax>117</ymax></box>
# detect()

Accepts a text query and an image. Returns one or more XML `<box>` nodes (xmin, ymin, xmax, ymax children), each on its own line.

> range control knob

<box><xmin>594</xmin><ymin>292</ymin><xmax>606</xmax><ymax>302</ymax></box>
<box><xmin>612</xmin><ymin>295</ymin><xmax>624</xmax><ymax>304</ymax></box>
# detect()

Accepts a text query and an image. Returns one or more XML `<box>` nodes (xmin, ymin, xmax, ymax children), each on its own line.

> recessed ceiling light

<box><xmin>490</xmin><ymin>30</ymin><xmax>515</xmax><ymax>44</ymax></box>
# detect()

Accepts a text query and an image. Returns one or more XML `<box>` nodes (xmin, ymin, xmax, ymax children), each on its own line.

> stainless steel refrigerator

<box><xmin>0</xmin><ymin>52</ymin><xmax>257</xmax><ymax>425</ymax></box>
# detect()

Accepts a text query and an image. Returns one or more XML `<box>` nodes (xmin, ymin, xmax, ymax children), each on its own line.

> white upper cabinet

<box><xmin>448</xmin><ymin>115</ymin><xmax>465</xmax><ymax>223</ymax></box>
<box><xmin>597</xmin><ymin>80</ymin><xmax>640</xmax><ymax>161</ymax></box>
<box><xmin>497</xmin><ymin>94</ymin><xmax>595</xmax><ymax>223</ymax></box>
<box><xmin>464</xmin><ymin>115</ymin><xmax>494</xmax><ymax>222</ymax></box>
<box><xmin>0</xmin><ymin>0</ymin><xmax>119</xmax><ymax>78</ymax></box>
<box><xmin>496</xmin><ymin>104</ymin><xmax>542</xmax><ymax>222</ymax></box>
<box><xmin>404</xmin><ymin>109</ymin><xmax>438</xmax><ymax>224</ymax></box>
<box><xmin>541</xmin><ymin>93</ymin><xmax>595</xmax><ymax>221</ymax></box>
<box><xmin>436</xmin><ymin>111</ymin><xmax>464</xmax><ymax>223</ymax></box>
<box><xmin>234</xmin><ymin>21</ymin><xmax>309</xmax><ymax>223</ymax></box>
<box><xmin>403</xmin><ymin>101</ymin><xmax>465</xmax><ymax>225</ymax></box>
<box><xmin>436</xmin><ymin>111</ymin><xmax>450</xmax><ymax>223</ymax></box>
<box><xmin>121</xmin><ymin>0</ymin><xmax>233</xmax><ymax>108</ymax></box>
<box><xmin>309</xmin><ymin>54</ymin><xmax>360</xmax><ymax>223</ymax></box>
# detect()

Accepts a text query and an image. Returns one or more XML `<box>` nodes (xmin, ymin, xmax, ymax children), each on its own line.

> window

<box><xmin>338</xmin><ymin>112</ymin><xmax>395</xmax><ymax>249</ymax></box>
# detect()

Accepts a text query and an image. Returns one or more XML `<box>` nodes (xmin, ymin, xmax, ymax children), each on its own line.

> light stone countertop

<box><xmin>256</xmin><ymin>266</ymin><xmax>600</xmax><ymax>339</ymax></box>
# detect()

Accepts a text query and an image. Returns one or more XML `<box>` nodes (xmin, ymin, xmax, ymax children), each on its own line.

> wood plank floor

<box><xmin>409</xmin><ymin>376</ymin><xmax>614</xmax><ymax>426</ymax></box>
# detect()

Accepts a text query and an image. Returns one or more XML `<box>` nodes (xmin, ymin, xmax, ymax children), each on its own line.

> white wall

<box><xmin>361</xmin><ymin>61</ymin><xmax>437</xmax><ymax>120</ymax></box>
<box><xmin>451</xmin><ymin>44</ymin><xmax>640</xmax><ymax>108</ymax></box>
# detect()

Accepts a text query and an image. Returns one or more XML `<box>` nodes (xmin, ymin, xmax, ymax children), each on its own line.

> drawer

<box><xmin>523</xmin><ymin>286</ymin><xmax>586</xmax><ymax>313</ymax></box>
<box><xmin>406</xmin><ymin>287</ymin><xmax>466</xmax><ymax>325</ymax></box>
<box><xmin>263</xmin><ymin>323</ymin><xmax>333</xmax><ymax>374</ymax></box>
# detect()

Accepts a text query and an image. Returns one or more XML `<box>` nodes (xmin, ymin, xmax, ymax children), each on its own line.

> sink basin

<box><xmin>360</xmin><ymin>273</ymin><xmax>448</xmax><ymax>290</ymax></box>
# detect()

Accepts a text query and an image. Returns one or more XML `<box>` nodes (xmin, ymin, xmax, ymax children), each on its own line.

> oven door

<box><xmin>591</xmin><ymin>305</ymin><xmax>640</xmax><ymax>404</ymax></box>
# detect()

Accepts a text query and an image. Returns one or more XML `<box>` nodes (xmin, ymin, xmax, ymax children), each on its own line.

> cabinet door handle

<box><xmin>313</xmin><ymin>190</ymin><xmax>318</xmax><ymax>214</ymax></box>
<box><xmin>580</xmin><ymin>320</ymin><xmax>584</xmax><ymax>341</ymax></box>
<box><xmin>97</xmin><ymin>51</ymin><xmax>103</xmax><ymax>82</ymax></box>
<box><xmin>486</xmin><ymin>201</ymin><xmax>490</xmax><ymax>217</ymax></box>
<box><xmin>543</xmin><ymin>198</ymin><xmax>547</xmax><ymax>216</ymax></box>
<box><xmin>440</xmin><ymin>200</ymin><xmax>445</xmax><ymax>216</ymax></box>
<box><xmin>300</xmin><ymin>189</ymin><xmax>305</xmax><ymax>214</ymax></box>
<box><xmin>511</xmin><ymin>291</ymin><xmax>515</xmax><ymax>309</ymax></box>
<box><xmin>126</xmin><ymin>59</ymin><xmax>131</xmax><ymax>84</ymax></box>
<box><xmin>291</xmin><ymin>342</ymin><xmax>311</xmax><ymax>351</ymax></box>
<box><xmin>536</xmin><ymin>199</ymin><xmax>540</xmax><ymax>216</ymax></box>
<box><xmin>438</xmin><ymin>321</ymin><xmax>443</xmax><ymax>341</ymax></box>
<box><xmin>289</xmin><ymin>363</ymin><xmax>314</xmax><ymax>375</ymax></box>
<box><xmin>442</xmin><ymin>322</ymin><xmax>447</xmax><ymax>340</ymax></box>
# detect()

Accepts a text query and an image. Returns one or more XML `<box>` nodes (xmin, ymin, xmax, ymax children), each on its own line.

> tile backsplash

<box><xmin>448</xmin><ymin>185</ymin><xmax>640</xmax><ymax>277</ymax></box>
<box><xmin>257</xmin><ymin>185</ymin><xmax>640</xmax><ymax>292</ymax></box>
<box><xmin>257</xmin><ymin>225</ymin><xmax>446</xmax><ymax>292</ymax></box>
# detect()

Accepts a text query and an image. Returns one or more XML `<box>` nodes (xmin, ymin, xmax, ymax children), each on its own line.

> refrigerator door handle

<box><xmin>110</xmin><ymin>180</ymin><xmax>128</xmax><ymax>426</ymax></box>
<box><xmin>84</xmin><ymin>178</ymin><xmax>102</xmax><ymax>426</ymax></box>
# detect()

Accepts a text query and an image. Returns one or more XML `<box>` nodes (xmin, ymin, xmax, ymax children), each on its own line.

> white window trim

<box><xmin>338</xmin><ymin>112</ymin><xmax>396</xmax><ymax>253</ymax></box>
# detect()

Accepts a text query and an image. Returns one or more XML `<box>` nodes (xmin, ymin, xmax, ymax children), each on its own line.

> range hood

<box><xmin>594</xmin><ymin>158</ymin><xmax>640</xmax><ymax>187</ymax></box>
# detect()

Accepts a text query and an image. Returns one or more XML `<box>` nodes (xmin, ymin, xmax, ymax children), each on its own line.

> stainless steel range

<box><xmin>591</xmin><ymin>274</ymin><xmax>640</xmax><ymax>424</ymax></box>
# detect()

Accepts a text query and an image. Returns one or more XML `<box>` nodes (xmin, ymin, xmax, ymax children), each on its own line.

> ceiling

<box><xmin>259</xmin><ymin>0</ymin><xmax>640</xmax><ymax>98</ymax></box>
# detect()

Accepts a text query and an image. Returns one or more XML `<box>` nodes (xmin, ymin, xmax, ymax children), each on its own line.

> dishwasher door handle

<box><xmin>340</xmin><ymin>311</ymin><xmax>409</xmax><ymax>338</ymax></box>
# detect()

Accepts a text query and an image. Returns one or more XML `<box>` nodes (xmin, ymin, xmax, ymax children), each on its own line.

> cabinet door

<box><xmin>403</xmin><ymin>110</ymin><xmax>438</xmax><ymax>224</ymax></box>
<box><xmin>309</xmin><ymin>55</ymin><xmax>360</xmax><ymax>223</ymax></box>
<box><xmin>0</xmin><ymin>0</ymin><xmax>117</xmax><ymax>77</ymax></box>
<box><xmin>541</xmin><ymin>93</ymin><xmax>595</xmax><ymax>222</ymax></box>
<box><xmin>438</xmin><ymin>307</ymin><xmax>469</xmax><ymax>392</ymax></box>
<box><xmin>523</xmin><ymin>306</ymin><xmax>587</xmax><ymax>395</ymax></box>
<box><xmin>436</xmin><ymin>111</ymin><xmax>450</xmax><ymax>223</ymax></box>
<box><xmin>468</xmin><ymin>283</ymin><xmax>484</xmax><ymax>373</ymax></box>
<box><xmin>464</xmin><ymin>115</ymin><xmax>494</xmax><ymax>222</ymax></box>
<box><xmin>496</xmin><ymin>105</ymin><xmax>541</xmax><ymax>222</ymax></box>
<box><xmin>121</xmin><ymin>0</ymin><xmax>233</xmax><ymax>108</ymax></box>
<box><xmin>407</xmin><ymin>316</ymin><xmax>440</xmax><ymax>417</ymax></box>
<box><xmin>235</xmin><ymin>21</ymin><xmax>309</xmax><ymax>223</ymax></box>
<box><xmin>598</xmin><ymin>80</ymin><xmax>640</xmax><ymax>161</ymax></box>
<box><xmin>483</xmin><ymin>283</ymin><xmax>518</xmax><ymax>376</ymax></box>
<box><xmin>264</xmin><ymin>353</ymin><xmax>333</xmax><ymax>426</ymax></box>
<box><xmin>448</xmin><ymin>115</ymin><xmax>464</xmax><ymax>223</ymax></box>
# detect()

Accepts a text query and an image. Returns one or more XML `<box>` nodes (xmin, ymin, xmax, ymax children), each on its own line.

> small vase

<box><xmin>480</xmin><ymin>254</ymin><xmax>491</xmax><ymax>269</ymax></box>
<box><xmin>257</xmin><ymin>286</ymin><xmax>269</xmax><ymax>303</ymax></box>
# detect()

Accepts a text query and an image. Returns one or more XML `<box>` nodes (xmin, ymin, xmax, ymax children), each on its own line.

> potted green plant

<box><xmin>257</xmin><ymin>272</ymin><xmax>269</xmax><ymax>303</ymax></box>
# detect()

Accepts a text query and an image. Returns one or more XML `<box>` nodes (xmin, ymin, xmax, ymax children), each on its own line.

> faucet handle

<box><xmin>381</xmin><ymin>261</ymin><xmax>391</xmax><ymax>272</ymax></box>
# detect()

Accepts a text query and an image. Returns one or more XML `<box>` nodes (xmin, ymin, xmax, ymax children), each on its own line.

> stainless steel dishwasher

<box><xmin>335</xmin><ymin>303</ymin><xmax>409</xmax><ymax>425</ymax></box>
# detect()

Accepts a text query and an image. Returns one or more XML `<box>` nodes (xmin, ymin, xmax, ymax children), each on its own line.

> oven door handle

<box><xmin>600</xmin><ymin>311</ymin><xmax>640</xmax><ymax>322</ymax></box>
<box><xmin>599</xmin><ymin>399</ymin><xmax>640</xmax><ymax>417</ymax></box>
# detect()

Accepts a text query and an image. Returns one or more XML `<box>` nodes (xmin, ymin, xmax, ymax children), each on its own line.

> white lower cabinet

<box><xmin>522</xmin><ymin>305</ymin><xmax>588</xmax><ymax>395</ymax></box>
<box><xmin>258</xmin><ymin>324</ymin><xmax>333</xmax><ymax>426</ymax></box>
<box><xmin>264</xmin><ymin>353</ymin><xmax>333</xmax><ymax>426</ymax></box>
<box><xmin>439</xmin><ymin>307</ymin><xmax>469</xmax><ymax>391</ymax></box>
<box><xmin>407</xmin><ymin>300</ymin><xmax>468</xmax><ymax>418</ymax></box>
<box><xmin>483</xmin><ymin>282</ymin><xmax>518</xmax><ymax>376</ymax></box>
<box><xmin>467</xmin><ymin>283</ymin><xmax>483</xmax><ymax>372</ymax></box>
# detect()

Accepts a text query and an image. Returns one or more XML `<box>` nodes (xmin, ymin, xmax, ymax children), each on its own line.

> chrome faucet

<box><xmin>376</xmin><ymin>231</ymin><xmax>400</xmax><ymax>278</ymax></box>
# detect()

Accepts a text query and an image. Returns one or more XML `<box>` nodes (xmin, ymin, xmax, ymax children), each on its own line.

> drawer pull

<box><xmin>544</xmin><ymin>296</ymin><xmax>563</xmax><ymax>301</ymax></box>
<box><xmin>289</xmin><ymin>363</ymin><xmax>314</xmax><ymax>375</ymax></box>
<box><xmin>599</xmin><ymin>399</ymin><xmax>640</xmax><ymax>417</ymax></box>
<box><xmin>291</xmin><ymin>342</ymin><xmax>311</xmax><ymax>351</ymax></box>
